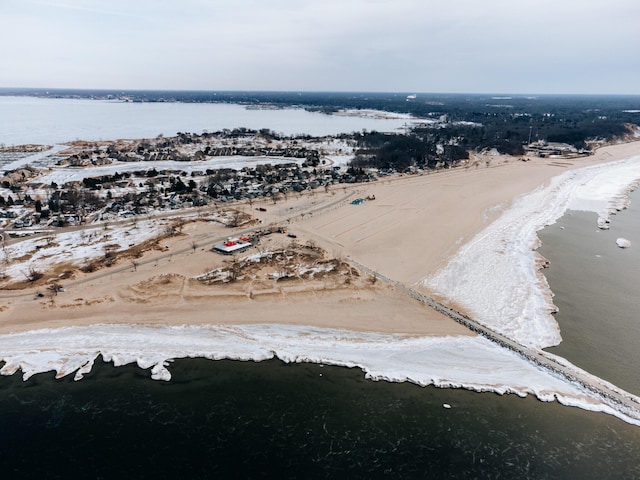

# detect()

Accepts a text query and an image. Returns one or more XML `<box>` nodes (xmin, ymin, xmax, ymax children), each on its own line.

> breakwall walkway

<box><xmin>349</xmin><ymin>259</ymin><xmax>640</xmax><ymax>424</ymax></box>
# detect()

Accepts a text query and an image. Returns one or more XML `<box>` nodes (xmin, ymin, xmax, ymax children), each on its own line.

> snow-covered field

<box><xmin>424</xmin><ymin>155</ymin><xmax>640</xmax><ymax>349</ymax></box>
<box><xmin>0</xmin><ymin>219</ymin><xmax>167</xmax><ymax>282</ymax></box>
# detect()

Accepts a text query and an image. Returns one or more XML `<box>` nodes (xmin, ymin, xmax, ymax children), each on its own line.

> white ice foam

<box><xmin>568</xmin><ymin>156</ymin><xmax>640</xmax><ymax>228</ymax></box>
<box><xmin>617</xmin><ymin>238</ymin><xmax>632</xmax><ymax>248</ymax></box>
<box><xmin>425</xmin><ymin>155</ymin><xmax>640</xmax><ymax>349</ymax></box>
<box><xmin>0</xmin><ymin>323</ymin><xmax>633</xmax><ymax>423</ymax></box>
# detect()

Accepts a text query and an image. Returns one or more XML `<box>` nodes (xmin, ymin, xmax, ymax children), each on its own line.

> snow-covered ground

<box><xmin>3</xmin><ymin>137</ymin><xmax>355</xmax><ymax>187</ymax></box>
<box><xmin>1</xmin><ymin>208</ymin><xmax>237</xmax><ymax>284</ymax></box>
<box><xmin>424</xmin><ymin>155</ymin><xmax>640</xmax><ymax>349</ymax></box>
<box><xmin>0</xmin><ymin>218</ymin><xmax>168</xmax><ymax>282</ymax></box>
<box><xmin>0</xmin><ymin>144</ymin><xmax>67</xmax><ymax>172</ymax></box>
<box><xmin>34</xmin><ymin>156</ymin><xmax>306</xmax><ymax>186</ymax></box>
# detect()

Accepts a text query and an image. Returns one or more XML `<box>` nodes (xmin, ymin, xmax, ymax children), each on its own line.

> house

<box><xmin>212</xmin><ymin>237</ymin><xmax>252</xmax><ymax>255</ymax></box>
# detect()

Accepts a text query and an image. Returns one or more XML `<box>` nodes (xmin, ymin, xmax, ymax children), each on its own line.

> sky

<box><xmin>1</xmin><ymin>0</ymin><xmax>639</xmax><ymax>94</ymax></box>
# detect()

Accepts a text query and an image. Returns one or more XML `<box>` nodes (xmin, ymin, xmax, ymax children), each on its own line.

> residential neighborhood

<box><xmin>0</xmin><ymin>129</ymin><xmax>376</xmax><ymax>233</ymax></box>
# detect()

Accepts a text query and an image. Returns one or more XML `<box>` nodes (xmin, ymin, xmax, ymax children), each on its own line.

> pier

<box><xmin>350</xmin><ymin>259</ymin><xmax>640</xmax><ymax>424</ymax></box>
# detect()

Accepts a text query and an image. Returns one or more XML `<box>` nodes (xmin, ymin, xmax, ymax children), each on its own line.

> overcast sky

<box><xmin>1</xmin><ymin>0</ymin><xmax>638</xmax><ymax>94</ymax></box>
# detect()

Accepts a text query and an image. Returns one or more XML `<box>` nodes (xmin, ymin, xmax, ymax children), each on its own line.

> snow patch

<box><xmin>1</xmin><ymin>219</ymin><xmax>165</xmax><ymax>281</ymax></box>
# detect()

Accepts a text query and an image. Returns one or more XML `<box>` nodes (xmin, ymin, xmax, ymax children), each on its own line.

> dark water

<box><xmin>2</xmin><ymin>357</ymin><xmax>640</xmax><ymax>479</ymax></box>
<box><xmin>541</xmin><ymin>188</ymin><xmax>640</xmax><ymax>396</ymax></box>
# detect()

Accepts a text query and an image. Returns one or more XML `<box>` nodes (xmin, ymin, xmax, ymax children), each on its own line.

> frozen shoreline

<box><xmin>2</xmin><ymin>147</ymin><xmax>640</xmax><ymax>425</ymax></box>
<box><xmin>425</xmin><ymin>154</ymin><xmax>640</xmax><ymax>349</ymax></box>
<box><xmin>1</xmin><ymin>323</ymin><xmax>636</xmax><ymax>424</ymax></box>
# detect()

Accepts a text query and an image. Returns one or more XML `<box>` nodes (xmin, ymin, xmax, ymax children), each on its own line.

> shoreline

<box><xmin>2</xmin><ymin>140</ymin><xmax>640</xmax><ymax>424</ymax></box>
<box><xmin>425</xmin><ymin>142</ymin><xmax>640</xmax><ymax>349</ymax></box>
<box><xmin>1</xmin><ymin>322</ymin><xmax>638</xmax><ymax>426</ymax></box>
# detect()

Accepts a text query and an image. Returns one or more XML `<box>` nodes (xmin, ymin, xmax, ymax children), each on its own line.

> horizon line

<box><xmin>1</xmin><ymin>86</ymin><xmax>640</xmax><ymax>98</ymax></box>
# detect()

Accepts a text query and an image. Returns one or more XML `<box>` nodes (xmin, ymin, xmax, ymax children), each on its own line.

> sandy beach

<box><xmin>2</xmin><ymin>141</ymin><xmax>639</xmax><ymax>337</ymax></box>
<box><xmin>2</xmin><ymin>140</ymin><xmax>640</xmax><ymax>425</ymax></box>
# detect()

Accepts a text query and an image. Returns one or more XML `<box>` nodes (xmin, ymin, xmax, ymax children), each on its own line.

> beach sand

<box><xmin>2</xmin><ymin>142</ymin><xmax>639</xmax><ymax>337</ymax></box>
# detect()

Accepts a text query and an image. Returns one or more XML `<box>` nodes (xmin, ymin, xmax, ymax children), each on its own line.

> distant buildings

<box><xmin>524</xmin><ymin>140</ymin><xmax>586</xmax><ymax>158</ymax></box>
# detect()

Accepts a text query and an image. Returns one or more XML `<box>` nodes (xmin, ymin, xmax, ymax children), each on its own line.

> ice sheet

<box><xmin>1</xmin><ymin>323</ymin><xmax>634</xmax><ymax>423</ymax></box>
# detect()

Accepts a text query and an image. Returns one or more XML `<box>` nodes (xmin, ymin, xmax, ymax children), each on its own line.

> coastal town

<box><xmin>0</xmin><ymin>123</ymin><xmax>600</xmax><ymax>243</ymax></box>
<box><xmin>0</xmin><ymin>129</ymin><xmax>378</xmax><ymax>236</ymax></box>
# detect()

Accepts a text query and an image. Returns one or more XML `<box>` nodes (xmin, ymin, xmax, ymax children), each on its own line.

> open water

<box><xmin>2</xmin><ymin>357</ymin><xmax>640</xmax><ymax>479</ymax></box>
<box><xmin>0</xmin><ymin>96</ymin><xmax>412</xmax><ymax>146</ymax></box>
<box><xmin>541</xmin><ymin>188</ymin><xmax>640</xmax><ymax>396</ymax></box>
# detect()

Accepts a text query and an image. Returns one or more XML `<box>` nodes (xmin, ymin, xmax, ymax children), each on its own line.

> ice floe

<box><xmin>617</xmin><ymin>238</ymin><xmax>632</xmax><ymax>248</ymax></box>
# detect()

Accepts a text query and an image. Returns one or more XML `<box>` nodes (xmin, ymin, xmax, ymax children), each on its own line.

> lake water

<box><xmin>0</xmin><ymin>96</ymin><xmax>413</xmax><ymax>146</ymax></box>
<box><xmin>2</xmin><ymin>95</ymin><xmax>640</xmax><ymax>476</ymax></box>
<box><xmin>2</xmin><ymin>357</ymin><xmax>640</xmax><ymax>479</ymax></box>
<box><xmin>541</xmin><ymin>188</ymin><xmax>640</xmax><ymax>396</ymax></box>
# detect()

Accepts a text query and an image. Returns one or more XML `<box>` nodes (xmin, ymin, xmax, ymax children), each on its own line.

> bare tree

<box><xmin>103</xmin><ymin>245</ymin><xmax>117</xmax><ymax>266</ymax></box>
<box><xmin>228</xmin><ymin>209</ymin><xmax>245</xmax><ymax>228</ymax></box>
<box><xmin>24</xmin><ymin>265</ymin><xmax>44</xmax><ymax>283</ymax></box>
<box><xmin>228</xmin><ymin>255</ymin><xmax>242</xmax><ymax>282</ymax></box>
<box><xmin>173</xmin><ymin>219</ymin><xmax>186</xmax><ymax>233</ymax></box>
